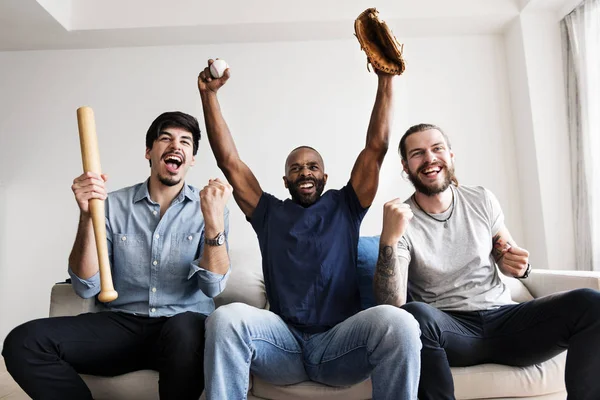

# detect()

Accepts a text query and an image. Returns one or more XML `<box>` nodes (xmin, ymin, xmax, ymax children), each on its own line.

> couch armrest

<box><xmin>522</xmin><ymin>269</ymin><xmax>600</xmax><ymax>298</ymax></box>
<box><xmin>49</xmin><ymin>283</ymin><xmax>98</xmax><ymax>317</ymax></box>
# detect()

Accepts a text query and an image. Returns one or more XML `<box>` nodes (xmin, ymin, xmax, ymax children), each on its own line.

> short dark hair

<box><xmin>145</xmin><ymin>111</ymin><xmax>201</xmax><ymax>155</ymax></box>
<box><xmin>398</xmin><ymin>123</ymin><xmax>451</xmax><ymax>161</ymax></box>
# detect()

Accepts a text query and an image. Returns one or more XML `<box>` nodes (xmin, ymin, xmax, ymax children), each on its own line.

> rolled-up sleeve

<box><xmin>67</xmin><ymin>215</ymin><xmax>113</xmax><ymax>299</ymax></box>
<box><xmin>188</xmin><ymin>264</ymin><xmax>231</xmax><ymax>298</ymax></box>
<box><xmin>68</xmin><ymin>267</ymin><xmax>101</xmax><ymax>299</ymax></box>
<box><xmin>188</xmin><ymin>207</ymin><xmax>231</xmax><ymax>298</ymax></box>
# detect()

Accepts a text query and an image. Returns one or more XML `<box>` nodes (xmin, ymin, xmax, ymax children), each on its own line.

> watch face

<box><xmin>217</xmin><ymin>233</ymin><xmax>225</xmax><ymax>245</ymax></box>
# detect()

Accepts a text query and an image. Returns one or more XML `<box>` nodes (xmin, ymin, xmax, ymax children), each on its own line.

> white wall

<box><xmin>0</xmin><ymin>35</ymin><xmax>521</xmax><ymax>345</ymax></box>
<box><xmin>520</xmin><ymin>11</ymin><xmax>574</xmax><ymax>271</ymax></box>
<box><xmin>504</xmin><ymin>12</ymin><xmax>575</xmax><ymax>271</ymax></box>
<box><xmin>504</xmin><ymin>17</ymin><xmax>550</xmax><ymax>269</ymax></box>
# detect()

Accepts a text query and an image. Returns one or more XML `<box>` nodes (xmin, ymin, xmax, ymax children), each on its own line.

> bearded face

<box><xmin>283</xmin><ymin>147</ymin><xmax>328</xmax><ymax>207</ymax></box>
<box><xmin>402</xmin><ymin>129</ymin><xmax>456</xmax><ymax>196</ymax></box>
<box><xmin>407</xmin><ymin>159</ymin><xmax>456</xmax><ymax>196</ymax></box>
<box><xmin>285</xmin><ymin>175</ymin><xmax>326</xmax><ymax>207</ymax></box>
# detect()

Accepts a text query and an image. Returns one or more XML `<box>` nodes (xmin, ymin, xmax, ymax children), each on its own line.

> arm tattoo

<box><xmin>373</xmin><ymin>245</ymin><xmax>407</xmax><ymax>307</ymax></box>
<box><xmin>378</xmin><ymin>245</ymin><xmax>396</xmax><ymax>277</ymax></box>
<box><xmin>492</xmin><ymin>234</ymin><xmax>512</xmax><ymax>262</ymax></box>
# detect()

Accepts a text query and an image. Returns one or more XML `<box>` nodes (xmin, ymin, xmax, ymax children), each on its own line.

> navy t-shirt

<box><xmin>250</xmin><ymin>183</ymin><xmax>368</xmax><ymax>333</ymax></box>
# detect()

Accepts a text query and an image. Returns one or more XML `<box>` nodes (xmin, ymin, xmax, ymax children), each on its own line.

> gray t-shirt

<box><xmin>398</xmin><ymin>185</ymin><xmax>514</xmax><ymax>311</ymax></box>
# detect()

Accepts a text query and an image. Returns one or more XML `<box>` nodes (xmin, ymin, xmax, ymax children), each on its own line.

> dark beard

<box><xmin>407</xmin><ymin>163</ymin><xmax>456</xmax><ymax>196</ymax></box>
<box><xmin>158</xmin><ymin>174</ymin><xmax>181</xmax><ymax>187</ymax></box>
<box><xmin>287</xmin><ymin>177</ymin><xmax>326</xmax><ymax>207</ymax></box>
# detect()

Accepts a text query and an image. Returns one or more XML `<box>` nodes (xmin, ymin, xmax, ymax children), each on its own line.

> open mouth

<box><xmin>163</xmin><ymin>154</ymin><xmax>183</xmax><ymax>174</ymax></box>
<box><xmin>297</xmin><ymin>180</ymin><xmax>315</xmax><ymax>194</ymax></box>
<box><xmin>420</xmin><ymin>165</ymin><xmax>443</xmax><ymax>179</ymax></box>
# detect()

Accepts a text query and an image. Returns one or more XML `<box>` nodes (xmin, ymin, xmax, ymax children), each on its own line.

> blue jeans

<box><xmin>204</xmin><ymin>303</ymin><xmax>421</xmax><ymax>399</ymax></box>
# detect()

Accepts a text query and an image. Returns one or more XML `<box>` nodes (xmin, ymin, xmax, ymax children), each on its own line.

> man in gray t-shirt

<box><xmin>375</xmin><ymin>123</ymin><xmax>600</xmax><ymax>400</ymax></box>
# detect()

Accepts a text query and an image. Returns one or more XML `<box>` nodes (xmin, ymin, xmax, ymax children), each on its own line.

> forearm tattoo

<box><xmin>492</xmin><ymin>234</ymin><xmax>512</xmax><ymax>262</ymax></box>
<box><xmin>374</xmin><ymin>245</ymin><xmax>406</xmax><ymax>306</ymax></box>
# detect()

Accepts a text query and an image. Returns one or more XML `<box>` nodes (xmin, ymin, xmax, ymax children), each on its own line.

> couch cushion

<box><xmin>452</xmin><ymin>351</ymin><xmax>566</xmax><ymax>399</ymax></box>
<box><xmin>357</xmin><ymin>236</ymin><xmax>380</xmax><ymax>309</ymax></box>
<box><xmin>252</xmin><ymin>377</ymin><xmax>372</xmax><ymax>400</ymax></box>
<box><xmin>82</xmin><ymin>371</ymin><xmax>255</xmax><ymax>400</ymax></box>
<box><xmin>214</xmin><ymin>246</ymin><xmax>267</xmax><ymax>309</ymax></box>
<box><xmin>49</xmin><ymin>283</ymin><xmax>100</xmax><ymax>317</ymax></box>
<box><xmin>499</xmin><ymin>273</ymin><xmax>535</xmax><ymax>303</ymax></box>
<box><xmin>81</xmin><ymin>371</ymin><xmax>159</xmax><ymax>400</ymax></box>
<box><xmin>251</xmin><ymin>352</ymin><xmax>566</xmax><ymax>400</ymax></box>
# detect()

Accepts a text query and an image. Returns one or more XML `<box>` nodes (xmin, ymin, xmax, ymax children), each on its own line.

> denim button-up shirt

<box><xmin>68</xmin><ymin>180</ymin><xmax>230</xmax><ymax>317</ymax></box>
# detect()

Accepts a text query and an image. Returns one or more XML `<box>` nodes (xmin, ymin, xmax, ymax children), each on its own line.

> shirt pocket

<box><xmin>168</xmin><ymin>232</ymin><xmax>203</xmax><ymax>276</ymax></box>
<box><xmin>113</xmin><ymin>233</ymin><xmax>150</xmax><ymax>278</ymax></box>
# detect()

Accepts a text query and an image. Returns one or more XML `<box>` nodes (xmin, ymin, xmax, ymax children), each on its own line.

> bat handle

<box><xmin>77</xmin><ymin>106</ymin><xmax>118</xmax><ymax>303</ymax></box>
<box><xmin>91</xmin><ymin>199</ymin><xmax>118</xmax><ymax>303</ymax></box>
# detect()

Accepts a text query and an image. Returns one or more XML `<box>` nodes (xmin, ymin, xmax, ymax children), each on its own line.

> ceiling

<box><xmin>0</xmin><ymin>0</ymin><xmax>581</xmax><ymax>51</ymax></box>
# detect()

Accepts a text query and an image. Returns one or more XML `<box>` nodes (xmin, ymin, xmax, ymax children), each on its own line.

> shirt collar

<box><xmin>133</xmin><ymin>179</ymin><xmax>199</xmax><ymax>204</ymax></box>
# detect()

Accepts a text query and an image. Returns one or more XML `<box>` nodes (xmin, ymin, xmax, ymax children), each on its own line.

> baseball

<box><xmin>209</xmin><ymin>59</ymin><xmax>229</xmax><ymax>79</ymax></box>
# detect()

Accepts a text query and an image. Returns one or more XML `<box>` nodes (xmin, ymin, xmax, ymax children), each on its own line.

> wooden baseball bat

<box><xmin>76</xmin><ymin>106</ymin><xmax>118</xmax><ymax>303</ymax></box>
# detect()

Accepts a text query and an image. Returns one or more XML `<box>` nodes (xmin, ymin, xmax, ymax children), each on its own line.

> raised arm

<box><xmin>350</xmin><ymin>73</ymin><xmax>395</xmax><ymax>208</ymax></box>
<box><xmin>198</xmin><ymin>60</ymin><xmax>262</xmax><ymax>218</ymax></box>
<box><xmin>374</xmin><ymin>199</ymin><xmax>413</xmax><ymax>307</ymax></box>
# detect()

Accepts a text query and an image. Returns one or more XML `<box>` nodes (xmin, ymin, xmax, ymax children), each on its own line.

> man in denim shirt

<box><xmin>3</xmin><ymin>111</ymin><xmax>232</xmax><ymax>400</ymax></box>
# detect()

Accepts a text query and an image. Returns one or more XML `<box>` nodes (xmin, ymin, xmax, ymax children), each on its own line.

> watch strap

<box><xmin>204</xmin><ymin>231</ymin><xmax>225</xmax><ymax>246</ymax></box>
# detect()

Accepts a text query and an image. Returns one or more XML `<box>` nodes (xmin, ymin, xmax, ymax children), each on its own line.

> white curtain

<box><xmin>562</xmin><ymin>0</ymin><xmax>600</xmax><ymax>271</ymax></box>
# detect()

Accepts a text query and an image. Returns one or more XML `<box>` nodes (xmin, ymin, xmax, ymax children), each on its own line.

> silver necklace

<box><xmin>412</xmin><ymin>187</ymin><xmax>455</xmax><ymax>228</ymax></box>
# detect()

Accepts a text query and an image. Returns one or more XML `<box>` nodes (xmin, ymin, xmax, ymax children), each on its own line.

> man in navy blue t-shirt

<box><xmin>197</xmin><ymin>59</ymin><xmax>421</xmax><ymax>400</ymax></box>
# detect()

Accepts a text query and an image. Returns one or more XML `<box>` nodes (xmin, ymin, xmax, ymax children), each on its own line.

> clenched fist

<box><xmin>381</xmin><ymin>198</ymin><xmax>413</xmax><ymax>244</ymax></box>
<box><xmin>500</xmin><ymin>245</ymin><xmax>530</xmax><ymax>278</ymax></box>
<box><xmin>200</xmin><ymin>178</ymin><xmax>233</xmax><ymax>231</ymax></box>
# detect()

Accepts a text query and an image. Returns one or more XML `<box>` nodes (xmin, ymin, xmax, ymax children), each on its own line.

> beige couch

<box><xmin>46</xmin><ymin>246</ymin><xmax>600</xmax><ymax>400</ymax></box>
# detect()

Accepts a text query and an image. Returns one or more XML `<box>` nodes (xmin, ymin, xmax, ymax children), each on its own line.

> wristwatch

<box><xmin>205</xmin><ymin>231</ymin><xmax>225</xmax><ymax>246</ymax></box>
<box><xmin>517</xmin><ymin>263</ymin><xmax>532</xmax><ymax>280</ymax></box>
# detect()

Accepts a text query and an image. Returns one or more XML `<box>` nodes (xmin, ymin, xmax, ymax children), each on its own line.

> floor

<box><xmin>0</xmin><ymin>358</ymin><xmax>28</xmax><ymax>400</ymax></box>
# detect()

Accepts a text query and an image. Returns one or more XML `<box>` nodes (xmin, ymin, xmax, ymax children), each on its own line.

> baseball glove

<box><xmin>354</xmin><ymin>8</ymin><xmax>405</xmax><ymax>75</ymax></box>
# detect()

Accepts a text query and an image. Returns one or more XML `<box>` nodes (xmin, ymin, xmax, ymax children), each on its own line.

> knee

<box><xmin>402</xmin><ymin>301</ymin><xmax>442</xmax><ymax>340</ymax></box>
<box><xmin>366</xmin><ymin>305</ymin><xmax>421</xmax><ymax>348</ymax></box>
<box><xmin>206</xmin><ymin>303</ymin><xmax>254</xmax><ymax>340</ymax></box>
<box><xmin>571</xmin><ymin>288</ymin><xmax>600</xmax><ymax>317</ymax></box>
<box><xmin>2</xmin><ymin>321</ymin><xmax>41</xmax><ymax>368</ymax></box>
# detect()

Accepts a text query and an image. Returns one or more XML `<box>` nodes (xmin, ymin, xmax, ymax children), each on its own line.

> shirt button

<box><xmin>151</xmin><ymin>308</ymin><xmax>156</xmax><ymax>313</ymax></box>
<box><xmin>153</xmin><ymin>211</ymin><xmax>158</xmax><ymax>216</ymax></box>
<box><xmin>121</xmin><ymin>236</ymin><xmax>127</xmax><ymax>241</ymax></box>
<box><xmin>155</xmin><ymin>234</ymin><xmax>160</xmax><ymax>239</ymax></box>
<box><xmin>152</xmin><ymin>287</ymin><xmax>157</xmax><ymax>293</ymax></box>
<box><xmin>187</xmin><ymin>235</ymin><xmax>193</xmax><ymax>241</ymax></box>
<box><xmin>153</xmin><ymin>260</ymin><xmax>158</xmax><ymax>266</ymax></box>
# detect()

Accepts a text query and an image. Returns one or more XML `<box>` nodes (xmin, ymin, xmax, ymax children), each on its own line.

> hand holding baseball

<box><xmin>198</xmin><ymin>59</ymin><xmax>230</xmax><ymax>94</ymax></box>
<box><xmin>380</xmin><ymin>199</ymin><xmax>413</xmax><ymax>244</ymax></box>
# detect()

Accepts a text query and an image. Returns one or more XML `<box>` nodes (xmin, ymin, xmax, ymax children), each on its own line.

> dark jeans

<box><xmin>2</xmin><ymin>310</ymin><xmax>207</xmax><ymax>400</ymax></box>
<box><xmin>402</xmin><ymin>288</ymin><xmax>600</xmax><ymax>400</ymax></box>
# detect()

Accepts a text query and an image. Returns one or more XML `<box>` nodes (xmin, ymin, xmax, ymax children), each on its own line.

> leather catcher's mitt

<box><xmin>354</xmin><ymin>8</ymin><xmax>405</xmax><ymax>75</ymax></box>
